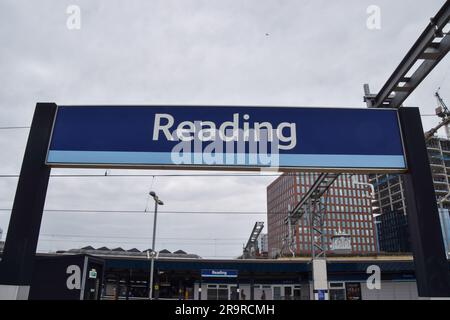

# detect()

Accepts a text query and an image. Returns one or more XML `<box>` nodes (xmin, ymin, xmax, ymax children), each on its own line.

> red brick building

<box><xmin>267</xmin><ymin>173</ymin><xmax>377</xmax><ymax>257</ymax></box>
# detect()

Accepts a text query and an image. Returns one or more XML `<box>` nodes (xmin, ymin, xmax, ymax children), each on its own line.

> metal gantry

<box><xmin>243</xmin><ymin>221</ymin><xmax>264</xmax><ymax>259</ymax></box>
<box><xmin>285</xmin><ymin>173</ymin><xmax>339</xmax><ymax>259</ymax></box>
<box><xmin>307</xmin><ymin>197</ymin><xmax>328</xmax><ymax>259</ymax></box>
<box><xmin>364</xmin><ymin>1</ymin><xmax>450</xmax><ymax>109</ymax></box>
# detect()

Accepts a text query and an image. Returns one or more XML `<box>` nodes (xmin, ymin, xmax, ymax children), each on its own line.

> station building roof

<box><xmin>56</xmin><ymin>246</ymin><xmax>202</xmax><ymax>259</ymax></box>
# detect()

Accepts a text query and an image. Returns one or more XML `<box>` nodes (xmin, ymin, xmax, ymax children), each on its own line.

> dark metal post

<box><xmin>125</xmin><ymin>271</ymin><xmax>130</xmax><ymax>300</ymax></box>
<box><xmin>154</xmin><ymin>269</ymin><xmax>160</xmax><ymax>300</ymax></box>
<box><xmin>250</xmin><ymin>273</ymin><xmax>254</xmax><ymax>300</ymax></box>
<box><xmin>398</xmin><ymin>107</ymin><xmax>450</xmax><ymax>297</ymax></box>
<box><xmin>149</xmin><ymin>199</ymin><xmax>158</xmax><ymax>299</ymax></box>
<box><xmin>0</xmin><ymin>103</ymin><xmax>56</xmax><ymax>299</ymax></box>
<box><xmin>115</xmin><ymin>276</ymin><xmax>120</xmax><ymax>300</ymax></box>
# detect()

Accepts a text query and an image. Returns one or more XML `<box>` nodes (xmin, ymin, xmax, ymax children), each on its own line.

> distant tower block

<box><xmin>0</xmin><ymin>227</ymin><xmax>3</xmax><ymax>241</ymax></box>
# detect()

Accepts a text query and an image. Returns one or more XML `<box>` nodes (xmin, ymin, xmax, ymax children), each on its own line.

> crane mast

<box><xmin>425</xmin><ymin>90</ymin><xmax>450</xmax><ymax>141</ymax></box>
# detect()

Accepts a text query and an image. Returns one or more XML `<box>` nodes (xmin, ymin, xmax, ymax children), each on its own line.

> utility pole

<box><xmin>148</xmin><ymin>191</ymin><xmax>164</xmax><ymax>300</ymax></box>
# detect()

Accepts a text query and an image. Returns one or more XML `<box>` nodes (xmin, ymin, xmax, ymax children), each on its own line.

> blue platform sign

<box><xmin>46</xmin><ymin>105</ymin><xmax>406</xmax><ymax>171</ymax></box>
<box><xmin>201</xmin><ymin>269</ymin><xmax>238</xmax><ymax>278</ymax></box>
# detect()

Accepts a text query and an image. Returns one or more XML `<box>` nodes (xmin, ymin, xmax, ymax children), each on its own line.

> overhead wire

<box><xmin>0</xmin><ymin>126</ymin><xmax>30</xmax><ymax>130</ymax></box>
<box><xmin>39</xmin><ymin>233</ymin><xmax>247</xmax><ymax>241</ymax></box>
<box><xmin>37</xmin><ymin>238</ymin><xmax>242</xmax><ymax>246</ymax></box>
<box><xmin>0</xmin><ymin>208</ymin><xmax>371</xmax><ymax>215</ymax></box>
<box><xmin>0</xmin><ymin>173</ymin><xmax>282</xmax><ymax>178</ymax></box>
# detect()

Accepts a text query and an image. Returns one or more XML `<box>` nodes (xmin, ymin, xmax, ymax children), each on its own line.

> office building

<box><xmin>267</xmin><ymin>173</ymin><xmax>377</xmax><ymax>258</ymax></box>
<box><xmin>376</xmin><ymin>211</ymin><xmax>411</xmax><ymax>253</ymax></box>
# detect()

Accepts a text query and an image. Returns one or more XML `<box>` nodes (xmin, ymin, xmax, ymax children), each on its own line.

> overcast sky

<box><xmin>0</xmin><ymin>0</ymin><xmax>449</xmax><ymax>258</ymax></box>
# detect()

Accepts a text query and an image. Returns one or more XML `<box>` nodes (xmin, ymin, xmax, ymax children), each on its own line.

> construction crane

<box><xmin>424</xmin><ymin>90</ymin><xmax>450</xmax><ymax>141</ymax></box>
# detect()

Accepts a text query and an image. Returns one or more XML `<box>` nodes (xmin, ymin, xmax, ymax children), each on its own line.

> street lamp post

<box><xmin>149</xmin><ymin>191</ymin><xmax>163</xmax><ymax>300</ymax></box>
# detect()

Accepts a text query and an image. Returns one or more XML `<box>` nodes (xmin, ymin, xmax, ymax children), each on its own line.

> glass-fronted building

<box><xmin>371</xmin><ymin>136</ymin><xmax>450</xmax><ymax>256</ymax></box>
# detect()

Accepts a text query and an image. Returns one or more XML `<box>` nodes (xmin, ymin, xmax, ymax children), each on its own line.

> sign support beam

<box><xmin>399</xmin><ymin>107</ymin><xmax>450</xmax><ymax>297</ymax></box>
<box><xmin>0</xmin><ymin>103</ymin><xmax>56</xmax><ymax>299</ymax></box>
<box><xmin>365</xmin><ymin>1</ymin><xmax>450</xmax><ymax>109</ymax></box>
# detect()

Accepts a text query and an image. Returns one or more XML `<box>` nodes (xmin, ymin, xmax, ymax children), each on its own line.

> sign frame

<box><xmin>1</xmin><ymin>103</ymin><xmax>449</xmax><ymax>299</ymax></box>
